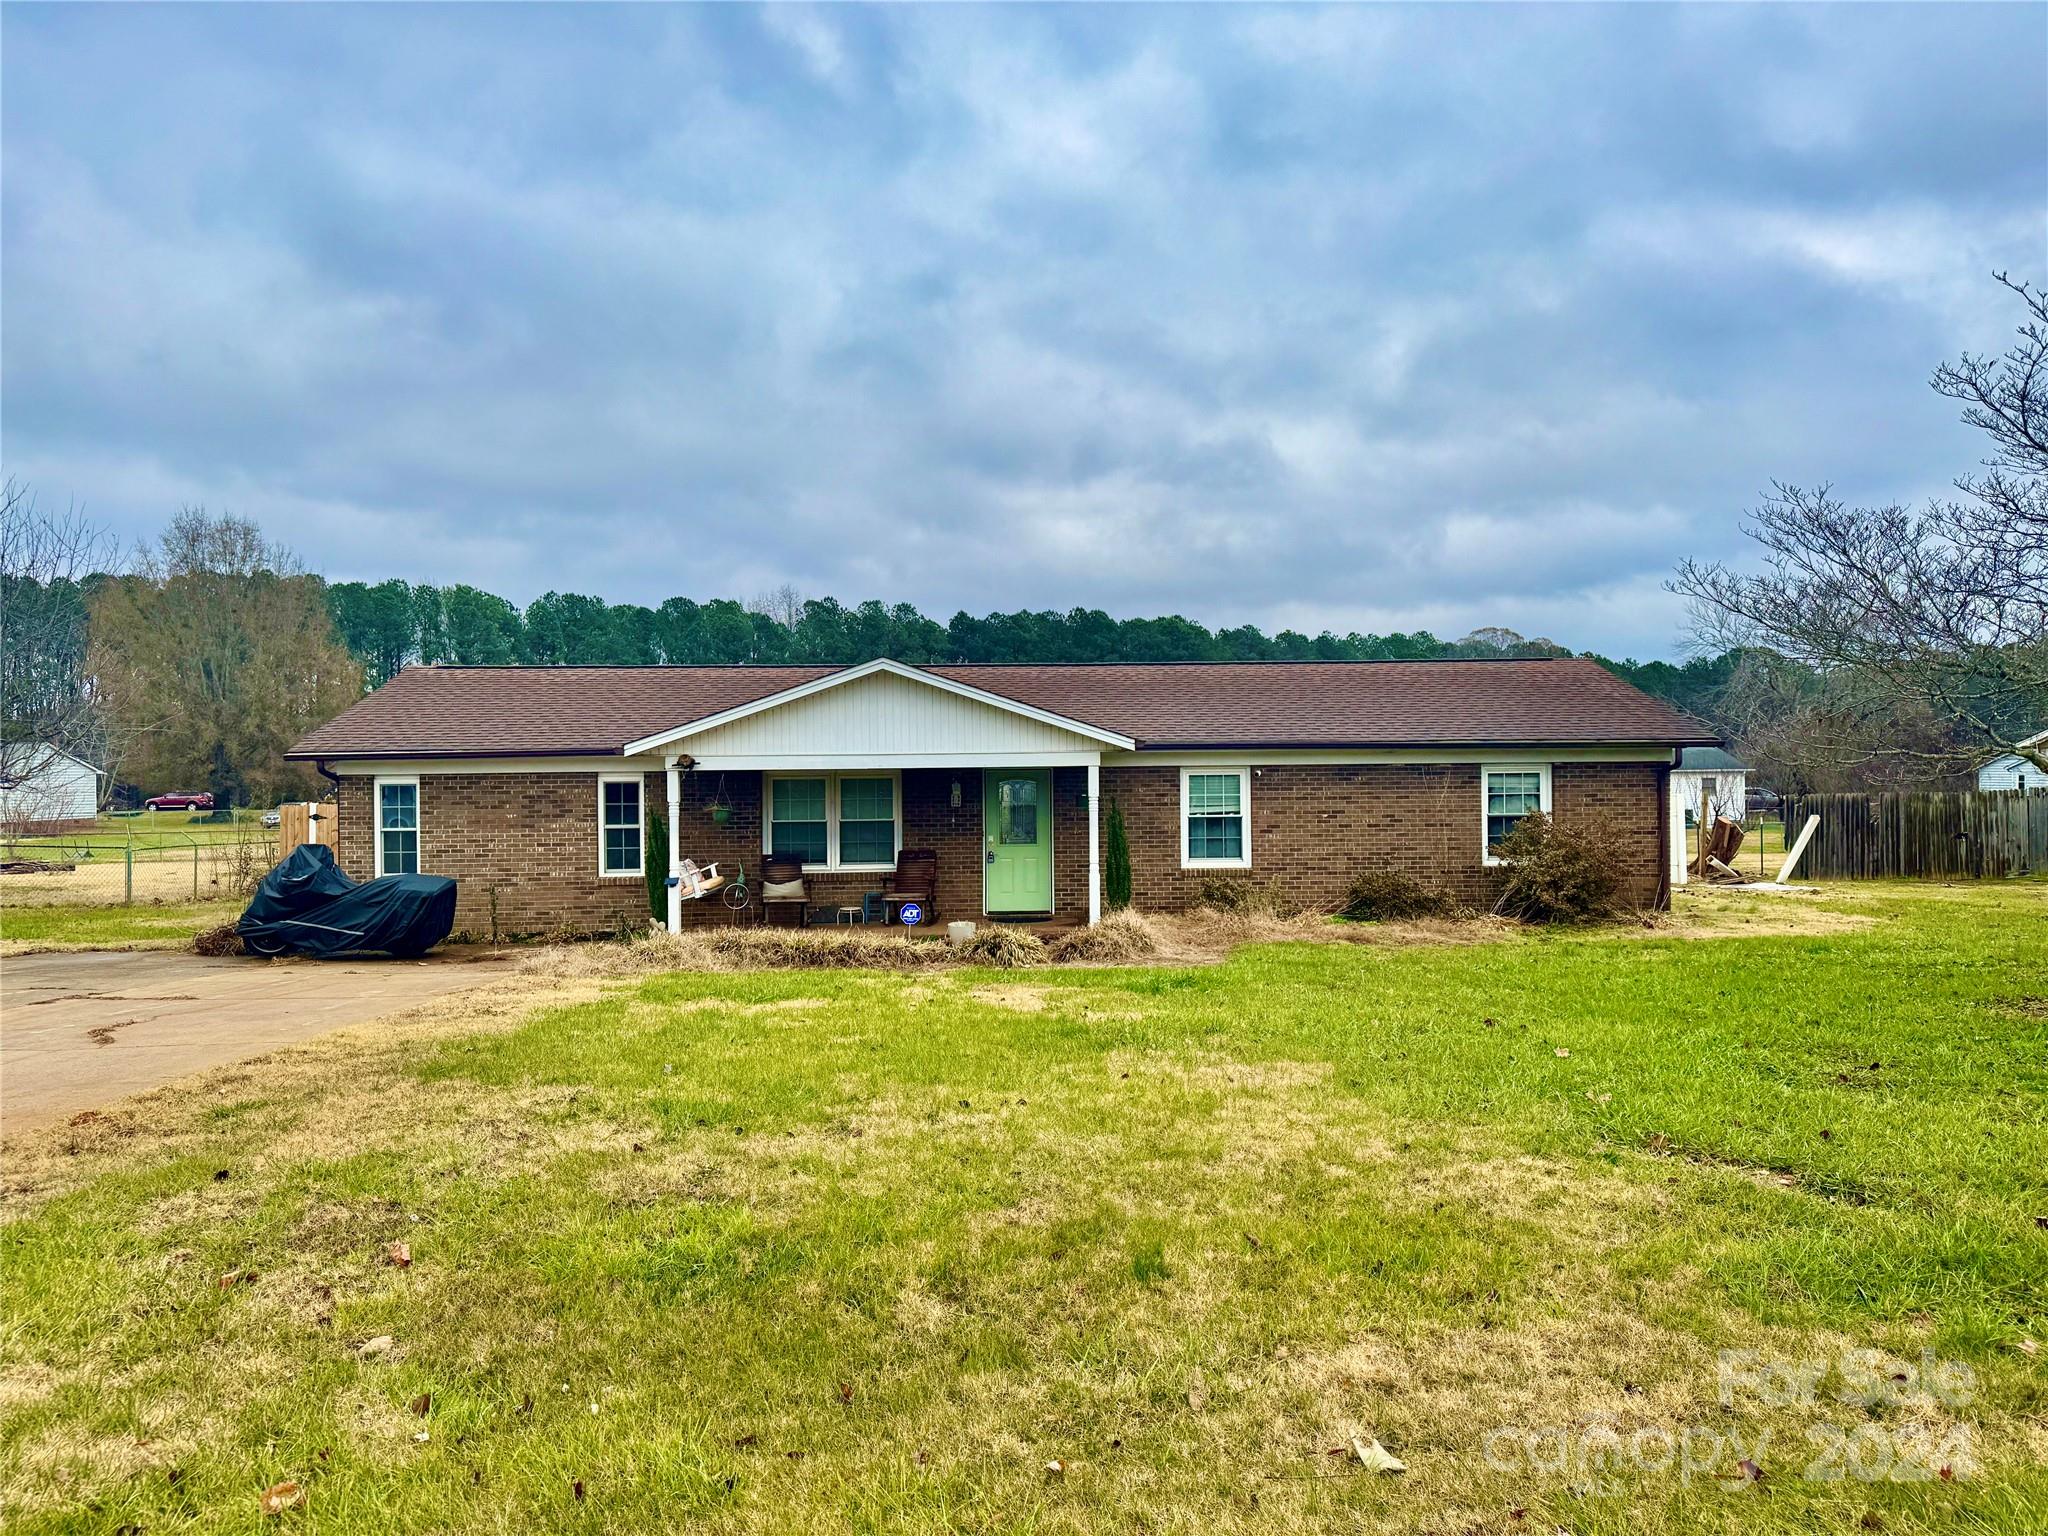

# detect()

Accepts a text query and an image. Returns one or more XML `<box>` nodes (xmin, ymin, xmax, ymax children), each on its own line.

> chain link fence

<box><xmin>0</xmin><ymin>815</ymin><xmax>275</xmax><ymax>908</ymax></box>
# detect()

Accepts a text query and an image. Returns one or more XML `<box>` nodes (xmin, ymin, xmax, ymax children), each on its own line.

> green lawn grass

<box><xmin>2</xmin><ymin>882</ymin><xmax>2043</xmax><ymax>1532</ymax></box>
<box><xmin>0</xmin><ymin>897</ymin><xmax>246</xmax><ymax>954</ymax></box>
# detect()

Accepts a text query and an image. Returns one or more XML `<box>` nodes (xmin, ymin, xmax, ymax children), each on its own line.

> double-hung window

<box><xmin>768</xmin><ymin>777</ymin><xmax>829</xmax><ymax>864</ymax></box>
<box><xmin>599</xmin><ymin>775</ymin><xmax>644</xmax><ymax>877</ymax></box>
<box><xmin>1180</xmin><ymin>768</ymin><xmax>1250</xmax><ymax>868</ymax></box>
<box><xmin>375</xmin><ymin>777</ymin><xmax>419</xmax><ymax>876</ymax></box>
<box><xmin>765</xmin><ymin>773</ymin><xmax>899</xmax><ymax>871</ymax></box>
<box><xmin>837</xmin><ymin>777</ymin><xmax>896</xmax><ymax>866</ymax></box>
<box><xmin>1482</xmin><ymin>764</ymin><xmax>1551</xmax><ymax>862</ymax></box>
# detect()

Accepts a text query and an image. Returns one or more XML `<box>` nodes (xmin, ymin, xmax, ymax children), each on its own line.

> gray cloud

<box><xmin>4</xmin><ymin>3</ymin><xmax>2042</xmax><ymax>658</ymax></box>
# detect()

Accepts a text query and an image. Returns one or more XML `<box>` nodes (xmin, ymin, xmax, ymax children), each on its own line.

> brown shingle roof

<box><xmin>287</xmin><ymin>665</ymin><xmax>838</xmax><ymax>759</ymax></box>
<box><xmin>935</xmin><ymin>660</ymin><xmax>1716</xmax><ymax>748</ymax></box>
<box><xmin>288</xmin><ymin>657</ymin><xmax>1716</xmax><ymax>760</ymax></box>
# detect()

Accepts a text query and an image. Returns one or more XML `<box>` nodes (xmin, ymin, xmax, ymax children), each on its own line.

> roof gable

<box><xmin>622</xmin><ymin>659</ymin><xmax>1134</xmax><ymax>757</ymax></box>
<box><xmin>620</xmin><ymin>660</ymin><xmax>1128</xmax><ymax>763</ymax></box>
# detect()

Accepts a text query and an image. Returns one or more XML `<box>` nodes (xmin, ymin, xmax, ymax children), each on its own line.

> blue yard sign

<box><xmin>898</xmin><ymin>901</ymin><xmax>923</xmax><ymax>927</ymax></box>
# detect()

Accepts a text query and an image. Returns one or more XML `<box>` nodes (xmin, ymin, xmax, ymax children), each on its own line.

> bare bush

<box><xmin>1197</xmin><ymin>874</ymin><xmax>1314</xmax><ymax>917</ymax></box>
<box><xmin>1339</xmin><ymin>870</ymin><xmax>1460</xmax><ymax>921</ymax></box>
<box><xmin>1488</xmin><ymin>814</ymin><xmax>1626</xmax><ymax>924</ymax></box>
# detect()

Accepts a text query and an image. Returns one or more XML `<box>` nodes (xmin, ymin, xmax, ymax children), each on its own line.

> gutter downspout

<box><xmin>665</xmin><ymin>755</ymin><xmax>683</xmax><ymax>935</ymax></box>
<box><xmin>1654</xmin><ymin>750</ymin><xmax>1675</xmax><ymax>911</ymax></box>
<box><xmin>315</xmin><ymin>760</ymin><xmax>343</xmax><ymax>860</ymax></box>
<box><xmin>1086</xmin><ymin>759</ymin><xmax>1101</xmax><ymax>926</ymax></box>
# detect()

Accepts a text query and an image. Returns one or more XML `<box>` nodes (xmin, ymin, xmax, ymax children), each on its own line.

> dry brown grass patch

<box><xmin>968</xmin><ymin>983</ymin><xmax>1056</xmax><ymax>1012</ymax></box>
<box><xmin>1651</xmin><ymin>887</ymin><xmax>1877</xmax><ymax>940</ymax></box>
<box><xmin>1045</xmin><ymin>910</ymin><xmax>1163</xmax><ymax>963</ymax></box>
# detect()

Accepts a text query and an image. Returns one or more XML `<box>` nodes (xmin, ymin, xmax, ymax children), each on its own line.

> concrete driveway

<box><xmin>1</xmin><ymin>948</ymin><xmax>510</xmax><ymax>1133</ymax></box>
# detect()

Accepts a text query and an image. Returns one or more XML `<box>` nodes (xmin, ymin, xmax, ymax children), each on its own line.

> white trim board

<box><xmin>1104</xmin><ymin>747</ymin><xmax>1680</xmax><ymax>767</ymax></box>
<box><xmin>621</xmin><ymin>658</ymin><xmax>1136</xmax><ymax>756</ymax></box>
<box><xmin>327</xmin><ymin>756</ymin><xmax>665</xmax><ymax>776</ymax></box>
<box><xmin>326</xmin><ymin>745</ymin><xmax>1682</xmax><ymax>777</ymax></box>
<box><xmin>686</xmin><ymin>750</ymin><xmax>1102</xmax><ymax>771</ymax></box>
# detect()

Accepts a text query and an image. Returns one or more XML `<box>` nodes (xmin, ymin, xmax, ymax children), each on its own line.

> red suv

<box><xmin>143</xmin><ymin>791</ymin><xmax>216</xmax><ymax>812</ymax></box>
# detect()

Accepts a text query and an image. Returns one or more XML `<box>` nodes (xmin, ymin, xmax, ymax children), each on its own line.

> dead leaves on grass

<box><xmin>1351</xmin><ymin>1436</ymin><xmax>1407</xmax><ymax>1474</ymax></box>
<box><xmin>258</xmin><ymin>1479</ymin><xmax>304</xmax><ymax>1516</ymax></box>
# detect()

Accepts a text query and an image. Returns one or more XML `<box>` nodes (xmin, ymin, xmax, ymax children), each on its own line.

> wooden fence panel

<box><xmin>276</xmin><ymin>801</ymin><xmax>338</xmax><ymax>861</ymax></box>
<box><xmin>1781</xmin><ymin>790</ymin><xmax>2048</xmax><ymax>879</ymax></box>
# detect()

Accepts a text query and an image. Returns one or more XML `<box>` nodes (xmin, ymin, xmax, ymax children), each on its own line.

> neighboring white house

<box><xmin>1668</xmin><ymin>745</ymin><xmax>1749</xmax><ymax>888</ymax></box>
<box><xmin>0</xmin><ymin>743</ymin><xmax>105</xmax><ymax>833</ymax></box>
<box><xmin>1977</xmin><ymin>729</ymin><xmax>2047</xmax><ymax>792</ymax></box>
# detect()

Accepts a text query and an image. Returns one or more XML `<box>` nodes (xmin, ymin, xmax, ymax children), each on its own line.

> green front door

<box><xmin>984</xmin><ymin>770</ymin><xmax>1053</xmax><ymax>913</ymax></box>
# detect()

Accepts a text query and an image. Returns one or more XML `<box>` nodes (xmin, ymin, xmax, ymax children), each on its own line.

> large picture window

<box><xmin>375</xmin><ymin>777</ymin><xmax>419</xmax><ymax>876</ymax></box>
<box><xmin>765</xmin><ymin>772</ymin><xmax>900</xmax><ymax>871</ymax></box>
<box><xmin>1482</xmin><ymin>764</ymin><xmax>1551</xmax><ymax>862</ymax></box>
<box><xmin>1180</xmin><ymin>768</ymin><xmax>1250</xmax><ymax>869</ymax></box>
<box><xmin>599</xmin><ymin>775</ymin><xmax>643</xmax><ymax>877</ymax></box>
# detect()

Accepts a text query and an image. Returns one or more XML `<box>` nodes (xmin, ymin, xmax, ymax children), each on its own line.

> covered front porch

<box><xmin>658</xmin><ymin>763</ymin><xmax>1103</xmax><ymax>933</ymax></box>
<box><xmin>629</xmin><ymin>659</ymin><xmax>1133</xmax><ymax>936</ymax></box>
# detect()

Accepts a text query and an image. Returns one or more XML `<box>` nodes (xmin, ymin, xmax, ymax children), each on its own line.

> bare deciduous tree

<box><xmin>748</xmin><ymin>582</ymin><xmax>807</xmax><ymax>630</ymax></box>
<box><xmin>1675</xmin><ymin>275</ymin><xmax>2048</xmax><ymax>777</ymax></box>
<box><xmin>0</xmin><ymin>477</ymin><xmax>117</xmax><ymax>804</ymax></box>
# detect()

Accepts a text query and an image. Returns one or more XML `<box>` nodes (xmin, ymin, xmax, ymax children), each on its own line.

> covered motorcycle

<box><xmin>236</xmin><ymin>843</ymin><xmax>457</xmax><ymax>959</ymax></box>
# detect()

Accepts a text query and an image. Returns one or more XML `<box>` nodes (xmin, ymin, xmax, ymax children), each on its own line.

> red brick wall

<box><xmin>336</xmin><ymin>758</ymin><xmax>1665</xmax><ymax>936</ymax></box>
<box><xmin>336</xmin><ymin>772</ymin><xmax>660</xmax><ymax>939</ymax></box>
<box><xmin>1100</xmin><ymin>761</ymin><xmax>1666</xmax><ymax>913</ymax></box>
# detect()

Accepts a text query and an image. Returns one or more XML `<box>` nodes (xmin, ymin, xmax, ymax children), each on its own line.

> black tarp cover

<box><xmin>236</xmin><ymin>844</ymin><xmax>457</xmax><ymax>958</ymax></box>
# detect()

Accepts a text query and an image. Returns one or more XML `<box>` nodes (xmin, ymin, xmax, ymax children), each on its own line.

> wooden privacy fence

<box><xmin>1779</xmin><ymin>790</ymin><xmax>2048</xmax><ymax>879</ymax></box>
<box><xmin>277</xmin><ymin>801</ymin><xmax>337</xmax><ymax>861</ymax></box>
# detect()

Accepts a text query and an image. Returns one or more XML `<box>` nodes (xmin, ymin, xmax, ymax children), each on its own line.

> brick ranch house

<box><xmin>286</xmin><ymin>657</ymin><xmax>1719</xmax><ymax>938</ymax></box>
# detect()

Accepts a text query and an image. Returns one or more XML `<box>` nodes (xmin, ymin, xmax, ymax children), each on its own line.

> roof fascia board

<box><xmin>1103</xmin><ymin>746</ymin><xmax>1686</xmax><ymax>766</ymax></box>
<box><xmin>686</xmin><ymin>750</ymin><xmax>1102</xmax><ymax>771</ymax></box>
<box><xmin>324</xmin><ymin>755</ymin><xmax>667</xmax><ymax>775</ymax></box>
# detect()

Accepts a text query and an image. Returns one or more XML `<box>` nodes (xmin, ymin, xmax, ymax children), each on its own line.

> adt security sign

<box><xmin>898</xmin><ymin>901</ymin><xmax>924</xmax><ymax>927</ymax></box>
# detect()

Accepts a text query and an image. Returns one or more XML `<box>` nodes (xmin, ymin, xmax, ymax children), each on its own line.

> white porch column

<box><xmin>1086</xmin><ymin>759</ymin><xmax>1101</xmax><ymax>926</ymax></box>
<box><xmin>665</xmin><ymin>755</ymin><xmax>683</xmax><ymax>934</ymax></box>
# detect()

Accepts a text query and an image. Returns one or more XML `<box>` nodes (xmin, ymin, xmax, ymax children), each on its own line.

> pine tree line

<box><xmin>324</xmin><ymin>580</ymin><xmax>1740</xmax><ymax>721</ymax></box>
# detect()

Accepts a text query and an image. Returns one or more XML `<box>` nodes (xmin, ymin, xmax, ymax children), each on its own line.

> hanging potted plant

<box><xmin>707</xmin><ymin>775</ymin><xmax>732</xmax><ymax>825</ymax></box>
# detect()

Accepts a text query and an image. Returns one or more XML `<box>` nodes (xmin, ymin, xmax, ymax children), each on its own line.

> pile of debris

<box><xmin>1693</xmin><ymin>815</ymin><xmax>1750</xmax><ymax>884</ymax></box>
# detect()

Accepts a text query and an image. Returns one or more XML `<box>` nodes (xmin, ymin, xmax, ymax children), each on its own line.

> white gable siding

<box><xmin>679</xmin><ymin>668</ymin><xmax>1105</xmax><ymax>766</ymax></box>
<box><xmin>0</xmin><ymin>750</ymin><xmax>102</xmax><ymax>825</ymax></box>
<box><xmin>1978</xmin><ymin>755</ymin><xmax>2041</xmax><ymax>791</ymax></box>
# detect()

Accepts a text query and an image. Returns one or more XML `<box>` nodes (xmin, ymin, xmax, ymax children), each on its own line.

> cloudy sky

<box><xmin>4</xmin><ymin>4</ymin><xmax>2042</xmax><ymax>659</ymax></box>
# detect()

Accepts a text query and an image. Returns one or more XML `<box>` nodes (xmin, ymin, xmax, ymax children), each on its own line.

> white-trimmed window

<box><xmin>1482</xmin><ymin>764</ymin><xmax>1551</xmax><ymax>863</ymax></box>
<box><xmin>374</xmin><ymin>776</ymin><xmax>420</xmax><ymax>876</ymax></box>
<box><xmin>1180</xmin><ymin>767</ymin><xmax>1250</xmax><ymax>869</ymax></box>
<box><xmin>764</xmin><ymin>772</ymin><xmax>900</xmax><ymax>871</ymax></box>
<box><xmin>599</xmin><ymin>774</ymin><xmax>644</xmax><ymax>877</ymax></box>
